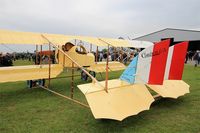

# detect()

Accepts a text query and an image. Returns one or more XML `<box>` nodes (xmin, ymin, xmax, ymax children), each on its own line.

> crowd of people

<box><xmin>1</xmin><ymin>49</ymin><xmax>199</xmax><ymax>67</ymax></box>
<box><xmin>185</xmin><ymin>50</ymin><xmax>200</xmax><ymax>67</ymax></box>
<box><xmin>0</xmin><ymin>53</ymin><xmax>13</xmax><ymax>66</ymax></box>
<box><xmin>93</xmin><ymin>48</ymin><xmax>139</xmax><ymax>64</ymax></box>
<box><xmin>0</xmin><ymin>51</ymin><xmax>56</xmax><ymax>66</ymax></box>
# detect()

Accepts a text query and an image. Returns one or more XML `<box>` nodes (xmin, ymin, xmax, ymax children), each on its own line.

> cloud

<box><xmin>0</xmin><ymin>0</ymin><xmax>200</xmax><ymax>52</ymax></box>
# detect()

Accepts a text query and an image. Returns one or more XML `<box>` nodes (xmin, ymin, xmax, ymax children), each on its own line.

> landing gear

<box><xmin>81</xmin><ymin>71</ymin><xmax>88</xmax><ymax>81</ymax></box>
<box><xmin>38</xmin><ymin>79</ymin><xmax>45</xmax><ymax>86</ymax></box>
<box><xmin>81</xmin><ymin>71</ymin><xmax>96</xmax><ymax>81</ymax></box>
<box><xmin>27</xmin><ymin>79</ymin><xmax>45</xmax><ymax>88</ymax></box>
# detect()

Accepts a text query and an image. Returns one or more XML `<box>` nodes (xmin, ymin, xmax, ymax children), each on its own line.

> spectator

<box><xmin>193</xmin><ymin>50</ymin><xmax>200</xmax><ymax>67</ymax></box>
<box><xmin>108</xmin><ymin>54</ymin><xmax>112</xmax><ymax>61</ymax></box>
<box><xmin>99</xmin><ymin>52</ymin><xmax>103</xmax><ymax>61</ymax></box>
<box><xmin>103</xmin><ymin>52</ymin><xmax>107</xmax><ymax>60</ymax></box>
<box><xmin>185</xmin><ymin>52</ymin><xmax>189</xmax><ymax>64</ymax></box>
<box><xmin>188</xmin><ymin>51</ymin><xmax>194</xmax><ymax>61</ymax></box>
<box><xmin>0</xmin><ymin>53</ymin><xmax>13</xmax><ymax>66</ymax></box>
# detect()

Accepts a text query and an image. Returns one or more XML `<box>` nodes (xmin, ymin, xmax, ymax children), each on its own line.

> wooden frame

<box><xmin>48</xmin><ymin>43</ymin><xmax>51</xmax><ymax>88</ymax></box>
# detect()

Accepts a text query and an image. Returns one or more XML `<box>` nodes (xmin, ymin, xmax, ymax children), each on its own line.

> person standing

<box><xmin>99</xmin><ymin>52</ymin><xmax>103</xmax><ymax>61</ymax></box>
<box><xmin>193</xmin><ymin>50</ymin><xmax>200</xmax><ymax>67</ymax></box>
<box><xmin>185</xmin><ymin>52</ymin><xmax>189</xmax><ymax>64</ymax></box>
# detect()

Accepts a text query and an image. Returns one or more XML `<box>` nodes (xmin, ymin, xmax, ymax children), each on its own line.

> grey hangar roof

<box><xmin>133</xmin><ymin>28</ymin><xmax>200</xmax><ymax>42</ymax></box>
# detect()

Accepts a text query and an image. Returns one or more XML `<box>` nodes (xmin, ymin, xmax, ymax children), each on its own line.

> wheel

<box><xmin>81</xmin><ymin>71</ymin><xmax>88</xmax><ymax>81</ymax></box>
<box><xmin>89</xmin><ymin>71</ymin><xmax>96</xmax><ymax>78</ymax></box>
<box><xmin>38</xmin><ymin>79</ymin><xmax>45</xmax><ymax>86</ymax></box>
<box><xmin>27</xmin><ymin>80</ymin><xmax>33</xmax><ymax>88</ymax></box>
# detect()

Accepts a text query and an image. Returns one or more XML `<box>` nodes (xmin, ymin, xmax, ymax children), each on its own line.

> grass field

<box><xmin>13</xmin><ymin>59</ymin><xmax>34</xmax><ymax>66</ymax></box>
<box><xmin>0</xmin><ymin>60</ymin><xmax>200</xmax><ymax>133</ymax></box>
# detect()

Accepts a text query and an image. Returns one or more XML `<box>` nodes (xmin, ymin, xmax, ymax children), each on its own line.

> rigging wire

<box><xmin>0</xmin><ymin>44</ymin><xmax>17</xmax><ymax>53</ymax></box>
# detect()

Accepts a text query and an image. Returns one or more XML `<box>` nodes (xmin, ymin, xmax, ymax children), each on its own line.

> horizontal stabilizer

<box><xmin>78</xmin><ymin>79</ymin><xmax>154</xmax><ymax>121</ymax></box>
<box><xmin>148</xmin><ymin>80</ymin><xmax>190</xmax><ymax>98</ymax></box>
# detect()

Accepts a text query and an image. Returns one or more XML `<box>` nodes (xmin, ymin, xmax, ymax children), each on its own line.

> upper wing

<box><xmin>0</xmin><ymin>29</ymin><xmax>153</xmax><ymax>48</ymax></box>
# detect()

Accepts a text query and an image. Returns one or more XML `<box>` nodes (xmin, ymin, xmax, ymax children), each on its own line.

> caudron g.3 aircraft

<box><xmin>0</xmin><ymin>30</ymin><xmax>189</xmax><ymax>121</ymax></box>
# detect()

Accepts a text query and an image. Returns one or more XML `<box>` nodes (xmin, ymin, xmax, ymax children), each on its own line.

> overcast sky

<box><xmin>0</xmin><ymin>0</ymin><xmax>200</xmax><ymax>52</ymax></box>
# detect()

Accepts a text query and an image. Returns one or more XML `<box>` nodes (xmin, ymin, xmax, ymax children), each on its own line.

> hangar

<box><xmin>133</xmin><ymin>28</ymin><xmax>200</xmax><ymax>51</ymax></box>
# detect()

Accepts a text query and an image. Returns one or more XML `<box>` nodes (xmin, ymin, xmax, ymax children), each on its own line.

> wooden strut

<box><xmin>48</xmin><ymin>43</ymin><xmax>51</xmax><ymax>88</ymax></box>
<box><xmin>98</xmin><ymin>38</ymin><xmax>112</xmax><ymax>93</ymax></box>
<box><xmin>35</xmin><ymin>45</ymin><xmax>38</xmax><ymax>65</ymax></box>
<box><xmin>41</xmin><ymin>35</ymin><xmax>104</xmax><ymax>89</ymax></box>
<box><xmin>57</xmin><ymin>45</ymin><xmax>60</xmax><ymax>64</ymax></box>
<box><xmin>71</xmin><ymin>62</ymin><xmax>74</xmax><ymax>99</ymax></box>
<box><xmin>105</xmin><ymin>44</ymin><xmax>109</xmax><ymax>93</ymax></box>
<box><xmin>40</xmin><ymin>45</ymin><xmax>42</xmax><ymax>64</ymax></box>
<box><xmin>39</xmin><ymin>85</ymin><xmax>90</xmax><ymax>108</ymax></box>
<box><xmin>96</xmin><ymin>46</ymin><xmax>98</xmax><ymax>63</ymax></box>
<box><xmin>63</xmin><ymin>48</ymin><xmax>65</xmax><ymax>67</ymax></box>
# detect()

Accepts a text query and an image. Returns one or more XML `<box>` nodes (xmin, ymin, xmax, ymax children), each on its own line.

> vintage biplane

<box><xmin>0</xmin><ymin>30</ymin><xmax>189</xmax><ymax>121</ymax></box>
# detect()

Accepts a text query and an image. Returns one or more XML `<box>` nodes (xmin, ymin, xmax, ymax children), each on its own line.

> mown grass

<box><xmin>13</xmin><ymin>59</ymin><xmax>34</xmax><ymax>66</ymax></box>
<box><xmin>0</xmin><ymin>62</ymin><xmax>200</xmax><ymax>133</ymax></box>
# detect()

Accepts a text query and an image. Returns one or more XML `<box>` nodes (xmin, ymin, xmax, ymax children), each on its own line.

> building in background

<box><xmin>133</xmin><ymin>28</ymin><xmax>200</xmax><ymax>51</ymax></box>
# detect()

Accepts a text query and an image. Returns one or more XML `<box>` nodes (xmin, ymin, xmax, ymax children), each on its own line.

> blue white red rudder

<box><xmin>120</xmin><ymin>39</ymin><xmax>189</xmax><ymax>86</ymax></box>
<box><xmin>120</xmin><ymin>39</ymin><xmax>170</xmax><ymax>85</ymax></box>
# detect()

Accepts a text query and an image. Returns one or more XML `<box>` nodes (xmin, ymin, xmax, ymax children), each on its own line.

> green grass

<box><xmin>13</xmin><ymin>59</ymin><xmax>34</xmax><ymax>66</ymax></box>
<box><xmin>0</xmin><ymin>64</ymin><xmax>200</xmax><ymax>133</ymax></box>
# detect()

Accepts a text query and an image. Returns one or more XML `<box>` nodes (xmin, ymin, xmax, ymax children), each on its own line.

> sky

<box><xmin>0</xmin><ymin>0</ymin><xmax>200</xmax><ymax>52</ymax></box>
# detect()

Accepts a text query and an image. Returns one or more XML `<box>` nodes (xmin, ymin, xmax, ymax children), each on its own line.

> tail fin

<box><xmin>120</xmin><ymin>55</ymin><xmax>138</xmax><ymax>84</ymax></box>
<box><xmin>120</xmin><ymin>39</ymin><xmax>170</xmax><ymax>85</ymax></box>
<box><xmin>164</xmin><ymin>41</ymin><xmax>189</xmax><ymax>80</ymax></box>
<box><xmin>148</xmin><ymin>42</ymin><xmax>189</xmax><ymax>99</ymax></box>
